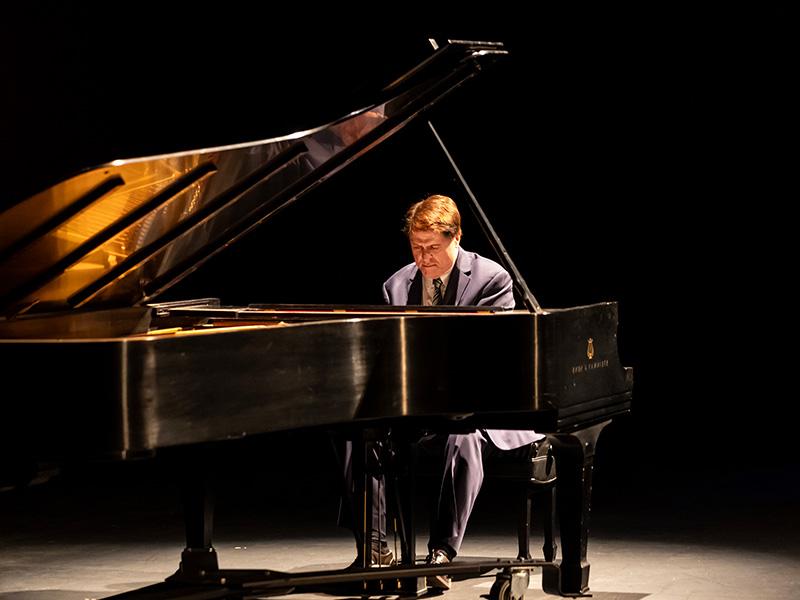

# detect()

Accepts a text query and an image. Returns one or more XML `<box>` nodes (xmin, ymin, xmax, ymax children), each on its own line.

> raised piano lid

<box><xmin>0</xmin><ymin>40</ymin><xmax>507</xmax><ymax>319</ymax></box>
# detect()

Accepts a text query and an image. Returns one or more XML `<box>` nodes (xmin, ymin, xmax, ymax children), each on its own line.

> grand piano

<box><xmin>0</xmin><ymin>40</ymin><xmax>632</xmax><ymax>599</ymax></box>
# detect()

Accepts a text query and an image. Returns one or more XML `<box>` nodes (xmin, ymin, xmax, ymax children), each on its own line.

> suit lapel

<box><xmin>407</xmin><ymin>270</ymin><xmax>423</xmax><ymax>305</ymax></box>
<box><xmin>453</xmin><ymin>248</ymin><xmax>474</xmax><ymax>306</ymax></box>
<box><xmin>442</xmin><ymin>268</ymin><xmax>459</xmax><ymax>305</ymax></box>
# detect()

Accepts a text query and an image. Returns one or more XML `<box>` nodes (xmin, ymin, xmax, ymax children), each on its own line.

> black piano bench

<box><xmin>485</xmin><ymin>436</ymin><xmax>558</xmax><ymax>561</ymax></box>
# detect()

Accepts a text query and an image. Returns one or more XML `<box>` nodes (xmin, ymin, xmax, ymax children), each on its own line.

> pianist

<box><xmin>382</xmin><ymin>194</ymin><xmax>514</xmax><ymax>308</ymax></box>
<box><xmin>343</xmin><ymin>194</ymin><xmax>544</xmax><ymax>589</ymax></box>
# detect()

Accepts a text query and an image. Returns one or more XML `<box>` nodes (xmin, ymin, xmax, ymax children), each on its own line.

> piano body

<box><xmin>0</xmin><ymin>40</ymin><xmax>632</xmax><ymax>598</ymax></box>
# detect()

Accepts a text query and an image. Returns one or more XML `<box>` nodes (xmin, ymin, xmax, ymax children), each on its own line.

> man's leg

<box><xmin>428</xmin><ymin>431</ymin><xmax>488</xmax><ymax>558</ymax></box>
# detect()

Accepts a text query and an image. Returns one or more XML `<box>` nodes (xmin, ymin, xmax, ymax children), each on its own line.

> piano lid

<box><xmin>0</xmin><ymin>40</ymin><xmax>507</xmax><ymax>318</ymax></box>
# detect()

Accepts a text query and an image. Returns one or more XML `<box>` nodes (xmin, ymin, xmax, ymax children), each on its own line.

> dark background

<box><xmin>1</xmin><ymin>4</ymin><xmax>794</xmax><ymax>520</ymax></box>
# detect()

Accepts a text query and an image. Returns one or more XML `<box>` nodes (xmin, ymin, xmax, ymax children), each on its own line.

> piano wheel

<box><xmin>490</xmin><ymin>568</ymin><xmax>530</xmax><ymax>600</ymax></box>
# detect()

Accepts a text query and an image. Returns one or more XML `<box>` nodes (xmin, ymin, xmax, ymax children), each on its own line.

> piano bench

<box><xmin>484</xmin><ymin>437</ymin><xmax>557</xmax><ymax>561</ymax></box>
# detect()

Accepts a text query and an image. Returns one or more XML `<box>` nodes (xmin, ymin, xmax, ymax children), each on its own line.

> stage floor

<box><xmin>1</xmin><ymin>452</ymin><xmax>798</xmax><ymax>600</ymax></box>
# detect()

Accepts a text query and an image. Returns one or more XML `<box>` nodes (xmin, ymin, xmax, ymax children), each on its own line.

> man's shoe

<box><xmin>372</xmin><ymin>545</ymin><xmax>396</xmax><ymax>567</ymax></box>
<box><xmin>425</xmin><ymin>548</ymin><xmax>452</xmax><ymax>590</ymax></box>
<box><xmin>348</xmin><ymin>545</ymin><xmax>396</xmax><ymax>569</ymax></box>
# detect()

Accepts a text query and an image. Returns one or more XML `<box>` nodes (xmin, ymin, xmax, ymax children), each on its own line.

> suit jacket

<box><xmin>382</xmin><ymin>248</ymin><xmax>543</xmax><ymax>450</ymax></box>
<box><xmin>382</xmin><ymin>247</ymin><xmax>515</xmax><ymax>308</ymax></box>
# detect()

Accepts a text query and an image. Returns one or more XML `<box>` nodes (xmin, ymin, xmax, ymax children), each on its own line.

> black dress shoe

<box><xmin>347</xmin><ymin>545</ymin><xmax>396</xmax><ymax>569</ymax></box>
<box><xmin>425</xmin><ymin>548</ymin><xmax>452</xmax><ymax>590</ymax></box>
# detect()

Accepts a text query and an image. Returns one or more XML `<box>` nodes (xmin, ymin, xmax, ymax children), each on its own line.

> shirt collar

<box><xmin>423</xmin><ymin>262</ymin><xmax>455</xmax><ymax>305</ymax></box>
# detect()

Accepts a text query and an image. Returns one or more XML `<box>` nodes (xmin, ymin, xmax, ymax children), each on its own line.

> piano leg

<box><xmin>175</xmin><ymin>454</ymin><xmax>219</xmax><ymax>578</ymax></box>
<box><xmin>383</xmin><ymin>429</ymin><xmax>427</xmax><ymax>595</ymax></box>
<box><xmin>334</xmin><ymin>430</ymin><xmax>389</xmax><ymax>571</ymax></box>
<box><xmin>348</xmin><ymin>428</ymin><xmax>426</xmax><ymax>596</ymax></box>
<box><xmin>386</xmin><ymin>436</ymin><xmax>414</xmax><ymax>563</ymax></box>
<box><xmin>350</xmin><ymin>432</ymin><xmax>379</xmax><ymax>572</ymax></box>
<box><xmin>542</xmin><ymin>420</ymin><xmax>610</xmax><ymax>597</ymax></box>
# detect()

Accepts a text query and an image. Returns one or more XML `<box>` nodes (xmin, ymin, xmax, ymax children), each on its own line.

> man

<box><xmin>380</xmin><ymin>194</ymin><xmax>544</xmax><ymax>589</ymax></box>
<box><xmin>383</xmin><ymin>195</ymin><xmax>513</xmax><ymax>308</ymax></box>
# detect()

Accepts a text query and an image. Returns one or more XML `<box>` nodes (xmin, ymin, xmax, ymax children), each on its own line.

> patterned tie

<box><xmin>432</xmin><ymin>277</ymin><xmax>443</xmax><ymax>305</ymax></box>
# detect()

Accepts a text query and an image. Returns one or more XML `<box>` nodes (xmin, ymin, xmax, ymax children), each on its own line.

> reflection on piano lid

<box><xmin>0</xmin><ymin>40</ymin><xmax>508</xmax><ymax>319</ymax></box>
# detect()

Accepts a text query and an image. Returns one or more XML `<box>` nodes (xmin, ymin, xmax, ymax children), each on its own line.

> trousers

<box><xmin>338</xmin><ymin>428</ymin><xmax>542</xmax><ymax>557</ymax></box>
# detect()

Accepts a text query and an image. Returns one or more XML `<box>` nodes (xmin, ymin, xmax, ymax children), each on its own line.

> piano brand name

<box><xmin>569</xmin><ymin>338</ymin><xmax>609</xmax><ymax>374</ymax></box>
<box><xmin>571</xmin><ymin>359</ymin><xmax>609</xmax><ymax>375</ymax></box>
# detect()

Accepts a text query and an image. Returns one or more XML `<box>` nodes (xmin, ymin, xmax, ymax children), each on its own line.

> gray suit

<box><xmin>384</xmin><ymin>248</ymin><xmax>543</xmax><ymax>556</ymax></box>
<box><xmin>383</xmin><ymin>246</ymin><xmax>515</xmax><ymax>309</ymax></box>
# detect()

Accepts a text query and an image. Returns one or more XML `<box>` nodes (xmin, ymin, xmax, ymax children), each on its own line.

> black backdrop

<box><xmin>1</xmin><ymin>5</ymin><xmax>794</xmax><ymax>503</ymax></box>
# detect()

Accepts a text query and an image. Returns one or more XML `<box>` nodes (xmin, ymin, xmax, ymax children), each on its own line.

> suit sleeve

<box><xmin>476</xmin><ymin>269</ymin><xmax>515</xmax><ymax>309</ymax></box>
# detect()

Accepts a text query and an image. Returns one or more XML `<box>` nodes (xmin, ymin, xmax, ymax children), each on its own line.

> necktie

<box><xmin>432</xmin><ymin>278</ymin><xmax>443</xmax><ymax>305</ymax></box>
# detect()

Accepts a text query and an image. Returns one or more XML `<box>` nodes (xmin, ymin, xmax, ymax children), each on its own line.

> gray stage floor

<box><xmin>1</xmin><ymin>449</ymin><xmax>798</xmax><ymax>600</ymax></box>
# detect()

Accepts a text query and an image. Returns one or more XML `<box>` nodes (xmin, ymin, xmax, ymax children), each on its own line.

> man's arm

<box><xmin>475</xmin><ymin>269</ymin><xmax>515</xmax><ymax>309</ymax></box>
<box><xmin>382</xmin><ymin>264</ymin><xmax>414</xmax><ymax>306</ymax></box>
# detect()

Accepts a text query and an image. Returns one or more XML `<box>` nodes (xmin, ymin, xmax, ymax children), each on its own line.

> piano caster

<box><xmin>490</xmin><ymin>568</ymin><xmax>530</xmax><ymax>600</ymax></box>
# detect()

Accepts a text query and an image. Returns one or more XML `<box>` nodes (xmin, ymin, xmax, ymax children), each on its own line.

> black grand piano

<box><xmin>0</xmin><ymin>40</ymin><xmax>632</xmax><ymax>599</ymax></box>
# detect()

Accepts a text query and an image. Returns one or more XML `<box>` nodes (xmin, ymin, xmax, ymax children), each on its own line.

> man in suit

<box><xmin>378</xmin><ymin>194</ymin><xmax>544</xmax><ymax>589</ymax></box>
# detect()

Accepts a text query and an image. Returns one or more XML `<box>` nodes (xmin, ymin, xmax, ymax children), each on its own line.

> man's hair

<box><xmin>402</xmin><ymin>194</ymin><xmax>462</xmax><ymax>238</ymax></box>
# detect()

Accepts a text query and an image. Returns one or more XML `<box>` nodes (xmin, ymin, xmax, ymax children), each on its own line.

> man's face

<box><xmin>409</xmin><ymin>229</ymin><xmax>461</xmax><ymax>279</ymax></box>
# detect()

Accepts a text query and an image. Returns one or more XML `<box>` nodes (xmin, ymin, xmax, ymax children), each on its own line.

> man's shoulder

<box><xmin>460</xmin><ymin>249</ymin><xmax>510</xmax><ymax>279</ymax></box>
<box><xmin>384</xmin><ymin>262</ymin><xmax>417</xmax><ymax>286</ymax></box>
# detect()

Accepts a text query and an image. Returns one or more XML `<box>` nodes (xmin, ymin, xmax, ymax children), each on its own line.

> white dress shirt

<box><xmin>423</xmin><ymin>268</ymin><xmax>454</xmax><ymax>306</ymax></box>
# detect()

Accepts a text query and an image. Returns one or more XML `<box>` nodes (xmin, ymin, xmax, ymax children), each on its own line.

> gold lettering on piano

<box><xmin>586</xmin><ymin>337</ymin><xmax>595</xmax><ymax>360</ymax></box>
<box><xmin>571</xmin><ymin>359</ymin><xmax>609</xmax><ymax>375</ymax></box>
